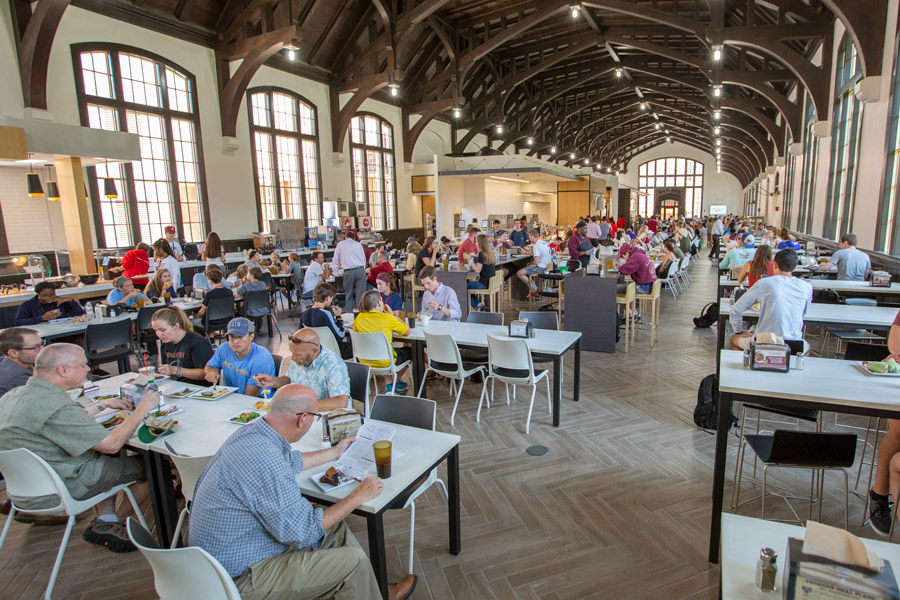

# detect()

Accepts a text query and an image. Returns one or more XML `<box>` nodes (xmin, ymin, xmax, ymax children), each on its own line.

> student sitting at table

<box><xmin>301</xmin><ymin>283</ymin><xmax>352</xmax><ymax>359</ymax></box>
<box><xmin>253</xmin><ymin>328</ymin><xmax>359</xmax><ymax>413</ymax></box>
<box><xmin>244</xmin><ymin>249</ymin><xmax>261</xmax><ymax>269</ymax></box>
<box><xmin>192</xmin><ymin>268</ymin><xmax>235</xmax><ymax>333</ymax></box>
<box><xmin>14</xmin><ymin>281</ymin><xmax>86</xmax><ymax>325</ymax></box>
<box><xmin>302</xmin><ymin>251</ymin><xmax>329</xmax><ymax>300</ymax></box>
<box><xmin>152</xmin><ymin>307</ymin><xmax>213</xmax><ymax>386</ymax></box>
<box><xmin>192</xmin><ymin>265</ymin><xmax>220</xmax><ymax>294</ymax></box>
<box><xmin>143</xmin><ymin>268</ymin><xmax>176</xmax><ymax>302</ymax></box>
<box><xmin>352</xmin><ymin>290</ymin><xmax>411</xmax><ymax>393</ymax></box>
<box><xmin>457</xmin><ymin>226</ymin><xmax>480</xmax><ymax>263</ymax></box>
<box><xmin>0</xmin><ymin>327</ymin><xmax>40</xmax><ymax>396</ymax></box>
<box><xmin>366</xmin><ymin>250</ymin><xmax>394</xmax><ymax>288</ymax></box>
<box><xmin>616</xmin><ymin>244</ymin><xmax>658</xmax><ymax>294</ymax></box>
<box><xmin>516</xmin><ymin>229</ymin><xmax>552</xmax><ymax>296</ymax></box>
<box><xmin>718</xmin><ymin>234</ymin><xmax>757</xmax><ymax>271</ymax></box>
<box><xmin>819</xmin><ymin>233</ymin><xmax>871</xmax><ymax>281</ymax></box>
<box><xmin>656</xmin><ymin>240</ymin><xmax>679</xmax><ymax>279</ymax></box>
<box><xmin>188</xmin><ymin>383</ymin><xmax>416</xmax><ymax>600</ymax></box>
<box><xmin>0</xmin><ymin>343</ymin><xmax>160</xmax><ymax>552</ymax></box>
<box><xmin>204</xmin><ymin>318</ymin><xmax>274</xmax><ymax>397</ymax></box>
<box><xmin>493</xmin><ymin>231</ymin><xmax>512</xmax><ymax>253</ymax></box>
<box><xmin>237</xmin><ymin>267</ymin><xmax>270</xmax><ymax>328</ymax></box>
<box><xmin>418</xmin><ymin>266</ymin><xmax>462</xmax><ymax>322</ymax></box>
<box><xmin>415</xmin><ymin>236</ymin><xmax>440</xmax><ymax>278</ymax></box>
<box><xmin>736</xmin><ymin>245</ymin><xmax>774</xmax><ymax>287</ymax></box>
<box><xmin>227</xmin><ymin>264</ymin><xmax>249</xmax><ymax>289</ymax></box>
<box><xmin>729</xmin><ymin>249</ymin><xmax>812</xmax><ymax>351</ymax></box>
<box><xmin>375</xmin><ymin>273</ymin><xmax>403</xmax><ymax>315</ymax></box>
<box><xmin>467</xmin><ymin>234</ymin><xmax>496</xmax><ymax>311</ymax></box>
<box><xmin>106</xmin><ymin>276</ymin><xmax>149</xmax><ymax>307</ymax></box>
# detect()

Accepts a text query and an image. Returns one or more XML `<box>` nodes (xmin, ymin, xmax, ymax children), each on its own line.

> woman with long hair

<box><xmin>375</xmin><ymin>273</ymin><xmax>402</xmax><ymax>315</ymax></box>
<box><xmin>415</xmin><ymin>235</ymin><xmax>439</xmax><ymax>277</ymax></box>
<box><xmin>467</xmin><ymin>233</ymin><xmax>496</xmax><ymax>310</ymax></box>
<box><xmin>152</xmin><ymin>239</ymin><xmax>182</xmax><ymax>289</ymax></box>
<box><xmin>152</xmin><ymin>306</ymin><xmax>213</xmax><ymax>385</ymax></box>
<box><xmin>144</xmin><ymin>268</ymin><xmax>176</xmax><ymax>301</ymax></box>
<box><xmin>201</xmin><ymin>232</ymin><xmax>225</xmax><ymax>267</ymax></box>
<box><xmin>737</xmin><ymin>244</ymin><xmax>774</xmax><ymax>287</ymax></box>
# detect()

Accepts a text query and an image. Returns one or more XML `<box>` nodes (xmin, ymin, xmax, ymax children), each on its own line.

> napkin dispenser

<box><xmin>322</xmin><ymin>409</ymin><xmax>364</xmax><ymax>447</ymax></box>
<box><xmin>508</xmin><ymin>319</ymin><xmax>534</xmax><ymax>338</ymax></box>
<box><xmin>749</xmin><ymin>342</ymin><xmax>790</xmax><ymax>373</ymax></box>
<box><xmin>872</xmin><ymin>271</ymin><xmax>892</xmax><ymax>288</ymax></box>
<box><xmin>784</xmin><ymin>537</ymin><xmax>899</xmax><ymax>599</ymax></box>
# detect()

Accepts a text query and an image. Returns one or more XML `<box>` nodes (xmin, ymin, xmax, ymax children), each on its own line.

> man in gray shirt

<box><xmin>820</xmin><ymin>233</ymin><xmax>871</xmax><ymax>281</ymax></box>
<box><xmin>599</xmin><ymin>217</ymin><xmax>611</xmax><ymax>240</ymax></box>
<box><xmin>0</xmin><ymin>327</ymin><xmax>41</xmax><ymax>396</ymax></box>
<box><xmin>730</xmin><ymin>249</ymin><xmax>812</xmax><ymax>350</ymax></box>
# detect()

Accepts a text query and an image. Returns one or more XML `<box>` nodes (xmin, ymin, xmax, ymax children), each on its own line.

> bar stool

<box><xmin>468</xmin><ymin>271</ymin><xmax>503</xmax><ymax>312</ymax></box>
<box><xmin>634</xmin><ymin>279</ymin><xmax>661</xmax><ymax>347</ymax></box>
<box><xmin>615</xmin><ymin>282</ymin><xmax>636</xmax><ymax>352</ymax></box>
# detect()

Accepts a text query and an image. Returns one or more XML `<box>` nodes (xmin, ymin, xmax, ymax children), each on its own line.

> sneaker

<box><xmin>869</xmin><ymin>491</ymin><xmax>892</xmax><ymax>536</ymax></box>
<box><xmin>529</xmin><ymin>289</ymin><xmax>540</xmax><ymax>297</ymax></box>
<box><xmin>82</xmin><ymin>519</ymin><xmax>136</xmax><ymax>553</ymax></box>
<box><xmin>385</xmin><ymin>381</ymin><xmax>408</xmax><ymax>394</ymax></box>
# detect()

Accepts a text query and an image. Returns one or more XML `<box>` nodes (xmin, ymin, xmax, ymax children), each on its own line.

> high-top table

<box><xmin>709</xmin><ymin>351</ymin><xmax>900</xmax><ymax>564</ymax></box>
<box><xmin>94</xmin><ymin>374</ymin><xmax>460</xmax><ymax>599</ymax></box>
<box><xmin>395</xmin><ymin>321</ymin><xmax>582</xmax><ymax>426</ymax></box>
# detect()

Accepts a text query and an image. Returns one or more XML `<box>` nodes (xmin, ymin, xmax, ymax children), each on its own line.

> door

<box><xmin>421</xmin><ymin>195</ymin><xmax>435</xmax><ymax>230</ymax></box>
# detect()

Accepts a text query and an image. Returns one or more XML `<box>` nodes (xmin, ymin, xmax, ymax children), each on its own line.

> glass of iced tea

<box><xmin>373</xmin><ymin>440</ymin><xmax>392</xmax><ymax>478</ymax></box>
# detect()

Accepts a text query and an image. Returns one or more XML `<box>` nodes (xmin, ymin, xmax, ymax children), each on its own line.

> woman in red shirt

<box><xmin>121</xmin><ymin>242</ymin><xmax>151</xmax><ymax>287</ymax></box>
<box><xmin>737</xmin><ymin>245</ymin><xmax>774</xmax><ymax>287</ymax></box>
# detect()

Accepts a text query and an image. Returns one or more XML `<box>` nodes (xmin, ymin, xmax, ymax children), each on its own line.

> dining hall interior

<box><xmin>2</xmin><ymin>0</ymin><xmax>900</xmax><ymax>599</ymax></box>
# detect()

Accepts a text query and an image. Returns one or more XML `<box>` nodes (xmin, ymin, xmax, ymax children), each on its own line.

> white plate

<box><xmin>189</xmin><ymin>386</ymin><xmax>237</xmax><ymax>401</ymax></box>
<box><xmin>857</xmin><ymin>362</ymin><xmax>900</xmax><ymax>377</ymax></box>
<box><xmin>96</xmin><ymin>410</ymin><xmax>131</xmax><ymax>429</ymax></box>
<box><xmin>226</xmin><ymin>408</ymin><xmax>265</xmax><ymax>425</ymax></box>
<box><xmin>311</xmin><ymin>470</ymin><xmax>356</xmax><ymax>492</ymax></box>
<box><xmin>164</xmin><ymin>385</ymin><xmax>204</xmax><ymax>398</ymax></box>
<box><xmin>148</xmin><ymin>405</ymin><xmax>183</xmax><ymax>419</ymax></box>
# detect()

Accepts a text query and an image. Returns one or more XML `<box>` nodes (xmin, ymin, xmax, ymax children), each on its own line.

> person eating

<box><xmin>152</xmin><ymin>306</ymin><xmax>214</xmax><ymax>386</ymax></box>
<box><xmin>375</xmin><ymin>273</ymin><xmax>403</xmax><ymax>315</ymax></box>
<box><xmin>15</xmin><ymin>281</ymin><xmax>86</xmax><ymax>325</ymax></box>
<box><xmin>106</xmin><ymin>276</ymin><xmax>149</xmax><ymax>307</ymax></box>
<box><xmin>418</xmin><ymin>266</ymin><xmax>461</xmax><ymax>322</ymax></box>
<box><xmin>204</xmin><ymin>318</ymin><xmax>275</xmax><ymax>397</ymax></box>
<box><xmin>143</xmin><ymin>268</ymin><xmax>176</xmax><ymax>302</ymax></box>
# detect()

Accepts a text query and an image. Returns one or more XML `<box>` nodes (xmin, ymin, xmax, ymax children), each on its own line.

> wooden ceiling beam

<box><xmin>820</xmin><ymin>0</ymin><xmax>887</xmax><ymax>78</ymax></box>
<box><xmin>9</xmin><ymin>0</ymin><xmax>71</xmax><ymax>110</ymax></box>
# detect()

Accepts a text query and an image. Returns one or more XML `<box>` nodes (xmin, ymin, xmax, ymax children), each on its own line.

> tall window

<box><xmin>782</xmin><ymin>148</ymin><xmax>796</xmax><ymax>229</ymax></box>
<box><xmin>796</xmin><ymin>95</ymin><xmax>818</xmax><ymax>234</ymax></box>
<box><xmin>73</xmin><ymin>45</ymin><xmax>208</xmax><ymax>247</ymax></box>
<box><xmin>877</xmin><ymin>33</ymin><xmax>900</xmax><ymax>255</ymax></box>
<box><xmin>248</xmin><ymin>88</ymin><xmax>322</xmax><ymax>230</ymax></box>
<box><xmin>824</xmin><ymin>34</ymin><xmax>863</xmax><ymax>239</ymax></box>
<box><xmin>350</xmin><ymin>114</ymin><xmax>397</xmax><ymax>230</ymax></box>
<box><xmin>637</xmin><ymin>157</ymin><xmax>704</xmax><ymax>217</ymax></box>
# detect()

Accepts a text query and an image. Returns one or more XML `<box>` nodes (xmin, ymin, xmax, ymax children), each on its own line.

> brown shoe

<box><xmin>388</xmin><ymin>574</ymin><xmax>417</xmax><ymax>600</ymax></box>
<box><xmin>1</xmin><ymin>499</ymin><xmax>68</xmax><ymax>526</ymax></box>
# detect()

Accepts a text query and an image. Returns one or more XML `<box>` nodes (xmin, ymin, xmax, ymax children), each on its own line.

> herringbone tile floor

<box><xmin>0</xmin><ymin>252</ymin><xmax>888</xmax><ymax>599</ymax></box>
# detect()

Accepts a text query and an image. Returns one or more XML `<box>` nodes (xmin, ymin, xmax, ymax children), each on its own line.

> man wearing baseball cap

<box><xmin>718</xmin><ymin>233</ymin><xmax>757</xmax><ymax>271</ymax></box>
<box><xmin>164</xmin><ymin>225</ymin><xmax>184</xmax><ymax>261</ymax></box>
<box><xmin>204</xmin><ymin>318</ymin><xmax>275</xmax><ymax>397</ymax></box>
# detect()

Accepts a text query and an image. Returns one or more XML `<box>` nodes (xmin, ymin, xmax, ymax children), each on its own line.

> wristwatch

<box><xmin>438</xmin><ymin>304</ymin><xmax>443</xmax><ymax>311</ymax></box>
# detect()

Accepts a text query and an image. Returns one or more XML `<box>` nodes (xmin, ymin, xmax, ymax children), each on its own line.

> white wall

<box><xmin>0</xmin><ymin>167</ymin><xmax>65</xmax><ymax>253</ymax></box>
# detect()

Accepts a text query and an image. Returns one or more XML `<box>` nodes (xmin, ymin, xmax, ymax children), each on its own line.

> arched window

<box><xmin>73</xmin><ymin>44</ymin><xmax>208</xmax><ymax>247</ymax></box>
<box><xmin>637</xmin><ymin>157</ymin><xmax>704</xmax><ymax>217</ymax></box>
<box><xmin>796</xmin><ymin>95</ymin><xmax>818</xmax><ymax>234</ymax></box>
<box><xmin>350</xmin><ymin>114</ymin><xmax>397</xmax><ymax>230</ymax></box>
<box><xmin>876</xmin><ymin>31</ymin><xmax>900</xmax><ymax>255</ymax></box>
<box><xmin>824</xmin><ymin>34</ymin><xmax>863</xmax><ymax>239</ymax></box>
<box><xmin>248</xmin><ymin>88</ymin><xmax>322</xmax><ymax>229</ymax></box>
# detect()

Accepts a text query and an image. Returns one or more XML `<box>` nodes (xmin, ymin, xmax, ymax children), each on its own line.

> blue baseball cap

<box><xmin>742</xmin><ymin>234</ymin><xmax>756</xmax><ymax>247</ymax></box>
<box><xmin>226</xmin><ymin>317</ymin><xmax>255</xmax><ymax>336</ymax></box>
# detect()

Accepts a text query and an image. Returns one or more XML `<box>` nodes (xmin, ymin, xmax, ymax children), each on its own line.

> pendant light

<box><xmin>25</xmin><ymin>153</ymin><xmax>43</xmax><ymax>198</ymax></box>
<box><xmin>102</xmin><ymin>159</ymin><xmax>118</xmax><ymax>199</ymax></box>
<box><xmin>45</xmin><ymin>164</ymin><xmax>60</xmax><ymax>201</ymax></box>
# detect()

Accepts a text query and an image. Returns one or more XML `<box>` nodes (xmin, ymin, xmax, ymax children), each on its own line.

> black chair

<box><xmin>134</xmin><ymin>305</ymin><xmax>163</xmax><ymax>356</ymax></box>
<box><xmin>739</xmin><ymin>430</ymin><xmax>856</xmax><ymax>528</ymax></box>
<box><xmin>242</xmin><ymin>289</ymin><xmax>281</xmax><ymax>340</ymax></box>
<box><xmin>84</xmin><ymin>318</ymin><xmax>135</xmax><ymax>379</ymax></box>
<box><xmin>259</xmin><ymin>271</ymin><xmax>279</xmax><ymax>307</ymax></box>
<box><xmin>467</xmin><ymin>311</ymin><xmax>503</xmax><ymax>326</ymax></box>
<box><xmin>202</xmin><ymin>296</ymin><xmax>235</xmax><ymax>343</ymax></box>
<box><xmin>333</xmin><ymin>275</ymin><xmax>346</xmax><ymax>305</ymax></box>
<box><xmin>345</xmin><ymin>360</ymin><xmax>370</xmax><ymax>414</ymax></box>
<box><xmin>272</xmin><ymin>353</ymin><xmax>286</xmax><ymax>376</ymax></box>
<box><xmin>844</xmin><ymin>342</ymin><xmax>890</xmax><ymax>362</ymax></box>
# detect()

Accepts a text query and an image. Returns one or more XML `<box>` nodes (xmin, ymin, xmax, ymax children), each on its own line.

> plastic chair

<box><xmin>202</xmin><ymin>296</ymin><xmax>236</xmax><ymax>343</ymax></box>
<box><xmin>345</xmin><ymin>360</ymin><xmax>371</xmax><ymax>414</ymax></box>
<box><xmin>135</xmin><ymin>305</ymin><xmax>163</xmax><ymax>355</ymax></box>
<box><xmin>166</xmin><ymin>452</ymin><xmax>213</xmax><ymax>549</ymax></box>
<box><xmin>478</xmin><ymin>336</ymin><xmax>551</xmax><ymax>434</ymax></box>
<box><xmin>0</xmin><ymin>448</ymin><xmax>149</xmax><ymax>600</ymax></box>
<box><xmin>369</xmin><ymin>394</ymin><xmax>447</xmax><ymax>573</ymax></box>
<box><xmin>241</xmin><ymin>289</ymin><xmax>281</xmax><ymax>340</ymax></box>
<box><xmin>467</xmin><ymin>311</ymin><xmax>503</xmax><ymax>326</ymax></box>
<box><xmin>308</xmin><ymin>326</ymin><xmax>342</xmax><ymax>357</ymax></box>
<box><xmin>126</xmin><ymin>518</ymin><xmax>242</xmax><ymax>600</ymax></box>
<box><xmin>418</xmin><ymin>331</ymin><xmax>487</xmax><ymax>425</ymax></box>
<box><xmin>659</xmin><ymin>259</ymin><xmax>680</xmax><ymax>299</ymax></box>
<box><xmin>348</xmin><ymin>330</ymin><xmax>411</xmax><ymax>396</ymax></box>
<box><xmin>84</xmin><ymin>318</ymin><xmax>135</xmax><ymax>378</ymax></box>
<box><xmin>677</xmin><ymin>255</ymin><xmax>692</xmax><ymax>288</ymax></box>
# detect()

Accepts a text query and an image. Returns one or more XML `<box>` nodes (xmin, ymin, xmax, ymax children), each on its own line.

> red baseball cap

<box><xmin>164</xmin><ymin>226</ymin><xmax>176</xmax><ymax>234</ymax></box>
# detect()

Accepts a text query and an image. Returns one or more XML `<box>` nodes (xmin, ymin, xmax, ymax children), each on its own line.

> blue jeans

<box><xmin>467</xmin><ymin>280</ymin><xmax>486</xmax><ymax>308</ymax></box>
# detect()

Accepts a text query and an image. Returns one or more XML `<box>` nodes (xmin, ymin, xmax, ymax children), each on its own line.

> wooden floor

<box><xmin>0</xmin><ymin>252</ymin><xmax>889</xmax><ymax>599</ymax></box>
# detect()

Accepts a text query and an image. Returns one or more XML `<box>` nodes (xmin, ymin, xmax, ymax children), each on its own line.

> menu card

<box><xmin>333</xmin><ymin>422</ymin><xmax>396</xmax><ymax>480</ymax></box>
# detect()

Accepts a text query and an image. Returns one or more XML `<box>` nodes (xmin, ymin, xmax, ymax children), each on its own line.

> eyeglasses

<box><xmin>296</xmin><ymin>411</ymin><xmax>322</xmax><ymax>421</ymax></box>
<box><xmin>15</xmin><ymin>340</ymin><xmax>46</xmax><ymax>351</ymax></box>
<box><xmin>289</xmin><ymin>337</ymin><xmax>320</xmax><ymax>348</ymax></box>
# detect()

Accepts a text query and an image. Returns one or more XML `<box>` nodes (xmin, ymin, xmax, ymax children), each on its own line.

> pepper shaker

<box><xmin>755</xmin><ymin>547</ymin><xmax>777</xmax><ymax>592</ymax></box>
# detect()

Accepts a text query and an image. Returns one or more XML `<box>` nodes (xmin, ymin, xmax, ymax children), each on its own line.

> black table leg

<box><xmin>573</xmin><ymin>340</ymin><xmax>581</xmax><ymax>402</ymax></box>
<box><xmin>716</xmin><ymin>313</ymin><xmax>726</xmax><ymax>372</ymax></box>
<box><xmin>708</xmin><ymin>389</ymin><xmax>731</xmax><ymax>564</ymax></box>
<box><xmin>448</xmin><ymin>445</ymin><xmax>461</xmax><ymax>554</ymax></box>
<box><xmin>366</xmin><ymin>514</ymin><xmax>388</xmax><ymax>599</ymax></box>
<box><xmin>412</xmin><ymin>339</ymin><xmax>426</xmax><ymax>398</ymax></box>
<box><xmin>552</xmin><ymin>355</ymin><xmax>562</xmax><ymax>426</ymax></box>
<box><xmin>139</xmin><ymin>449</ymin><xmax>178</xmax><ymax>547</ymax></box>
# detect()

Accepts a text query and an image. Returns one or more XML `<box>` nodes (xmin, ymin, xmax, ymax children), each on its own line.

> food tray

<box><xmin>189</xmin><ymin>386</ymin><xmax>237</xmax><ymax>400</ymax></box>
<box><xmin>857</xmin><ymin>362</ymin><xmax>900</xmax><ymax>377</ymax></box>
<box><xmin>227</xmin><ymin>408</ymin><xmax>264</xmax><ymax>425</ymax></box>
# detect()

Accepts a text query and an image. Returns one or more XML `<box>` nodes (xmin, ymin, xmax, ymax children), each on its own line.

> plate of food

<box><xmin>227</xmin><ymin>409</ymin><xmax>263</xmax><ymax>425</ymax></box>
<box><xmin>253</xmin><ymin>399</ymin><xmax>271</xmax><ymax>411</ymax></box>
<box><xmin>97</xmin><ymin>411</ymin><xmax>130</xmax><ymax>429</ymax></box>
<box><xmin>124</xmin><ymin>374</ymin><xmax>170</xmax><ymax>385</ymax></box>
<box><xmin>312</xmin><ymin>466</ymin><xmax>356</xmax><ymax>492</ymax></box>
<box><xmin>165</xmin><ymin>385</ymin><xmax>203</xmax><ymax>398</ymax></box>
<box><xmin>190</xmin><ymin>386</ymin><xmax>237</xmax><ymax>401</ymax></box>
<box><xmin>90</xmin><ymin>392</ymin><xmax>122</xmax><ymax>403</ymax></box>
<box><xmin>859</xmin><ymin>359</ymin><xmax>900</xmax><ymax>377</ymax></box>
<box><xmin>149</xmin><ymin>405</ymin><xmax>183</xmax><ymax>419</ymax></box>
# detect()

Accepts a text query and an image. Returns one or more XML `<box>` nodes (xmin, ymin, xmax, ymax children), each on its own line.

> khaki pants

<box><xmin>235</xmin><ymin>521</ymin><xmax>380</xmax><ymax>600</ymax></box>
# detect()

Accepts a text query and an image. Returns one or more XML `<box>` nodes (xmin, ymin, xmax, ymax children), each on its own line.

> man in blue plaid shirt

<box><xmin>189</xmin><ymin>384</ymin><xmax>417</xmax><ymax>600</ymax></box>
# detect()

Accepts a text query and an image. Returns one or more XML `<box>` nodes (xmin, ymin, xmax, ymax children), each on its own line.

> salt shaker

<box><xmin>794</xmin><ymin>353</ymin><xmax>805</xmax><ymax>371</ymax></box>
<box><xmin>743</xmin><ymin>348</ymin><xmax>751</xmax><ymax>367</ymax></box>
<box><xmin>755</xmin><ymin>547</ymin><xmax>777</xmax><ymax>592</ymax></box>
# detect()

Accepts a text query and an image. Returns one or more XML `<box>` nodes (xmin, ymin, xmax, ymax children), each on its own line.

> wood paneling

<box><xmin>0</xmin><ymin>126</ymin><xmax>27</xmax><ymax>160</ymax></box>
<box><xmin>55</xmin><ymin>157</ymin><xmax>96</xmax><ymax>274</ymax></box>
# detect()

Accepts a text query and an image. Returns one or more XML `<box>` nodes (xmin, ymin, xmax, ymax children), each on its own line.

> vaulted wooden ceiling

<box><xmin>28</xmin><ymin>0</ymin><xmax>889</xmax><ymax>186</ymax></box>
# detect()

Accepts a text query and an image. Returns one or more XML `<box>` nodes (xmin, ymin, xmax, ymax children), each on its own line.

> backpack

<box><xmin>693</xmin><ymin>374</ymin><xmax>736</xmax><ymax>431</ymax></box>
<box><xmin>693</xmin><ymin>301</ymin><xmax>719</xmax><ymax>328</ymax></box>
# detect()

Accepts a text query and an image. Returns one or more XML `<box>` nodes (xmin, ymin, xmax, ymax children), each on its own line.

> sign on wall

<box><xmin>709</xmin><ymin>205</ymin><xmax>727</xmax><ymax>215</ymax></box>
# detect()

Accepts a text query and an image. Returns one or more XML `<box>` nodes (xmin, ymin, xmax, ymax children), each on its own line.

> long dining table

<box><xmin>91</xmin><ymin>374</ymin><xmax>461</xmax><ymax>599</ymax></box>
<box><xmin>394</xmin><ymin>320</ymin><xmax>582</xmax><ymax>427</ymax></box>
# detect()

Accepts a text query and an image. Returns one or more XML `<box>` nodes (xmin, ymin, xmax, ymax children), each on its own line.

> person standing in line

<box><xmin>333</xmin><ymin>230</ymin><xmax>367</xmax><ymax>310</ymax></box>
<box><xmin>164</xmin><ymin>226</ymin><xmax>184</xmax><ymax>261</ymax></box>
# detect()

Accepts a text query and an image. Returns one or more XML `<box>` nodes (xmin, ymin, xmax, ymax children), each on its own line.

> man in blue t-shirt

<box><xmin>204</xmin><ymin>318</ymin><xmax>275</xmax><ymax>397</ymax></box>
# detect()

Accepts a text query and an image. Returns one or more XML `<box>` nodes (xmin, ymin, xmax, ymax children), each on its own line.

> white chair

<box><xmin>277</xmin><ymin>355</ymin><xmax>291</xmax><ymax>376</ymax></box>
<box><xmin>349</xmin><ymin>330</ymin><xmax>412</xmax><ymax>396</ymax></box>
<box><xmin>166</xmin><ymin>450</ymin><xmax>213</xmax><ymax>549</ymax></box>
<box><xmin>677</xmin><ymin>255</ymin><xmax>692</xmax><ymax>288</ymax></box>
<box><xmin>659</xmin><ymin>259</ymin><xmax>680</xmax><ymax>299</ymax></box>
<box><xmin>0</xmin><ymin>448</ymin><xmax>149</xmax><ymax>600</ymax></box>
<box><xmin>478</xmin><ymin>336</ymin><xmax>551</xmax><ymax>434</ymax></box>
<box><xmin>127</xmin><ymin>518</ymin><xmax>242</xmax><ymax>600</ymax></box>
<box><xmin>418</xmin><ymin>331</ymin><xmax>487</xmax><ymax>425</ymax></box>
<box><xmin>369</xmin><ymin>394</ymin><xmax>447</xmax><ymax>573</ymax></box>
<box><xmin>308</xmin><ymin>326</ymin><xmax>343</xmax><ymax>358</ymax></box>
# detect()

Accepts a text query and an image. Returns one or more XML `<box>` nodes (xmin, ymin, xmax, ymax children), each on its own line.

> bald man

<box><xmin>254</xmin><ymin>328</ymin><xmax>358</xmax><ymax>413</ymax></box>
<box><xmin>190</xmin><ymin>384</ymin><xmax>416</xmax><ymax>600</ymax></box>
<box><xmin>0</xmin><ymin>343</ymin><xmax>160</xmax><ymax>551</ymax></box>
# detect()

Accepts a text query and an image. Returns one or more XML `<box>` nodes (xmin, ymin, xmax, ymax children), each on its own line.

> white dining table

<box><xmin>395</xmin><ymin>320</ymin><xmax>582</xmax><ymax>426</ymax></box>
<box><xmin>719</xmin><ymin>275</ymin><xmax>900</xmax><ymax>295</ymax></box>
<box><xmin>93</xmin><ymin>374</ymin><xmax>460</xmax><ymax>599</ymax></box>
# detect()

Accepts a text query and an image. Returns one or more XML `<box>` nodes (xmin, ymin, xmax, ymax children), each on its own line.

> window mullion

<box><xmin>271</xmin><ymin>131</ymin><xmax>284</xmax><ymax>222</ymax></box>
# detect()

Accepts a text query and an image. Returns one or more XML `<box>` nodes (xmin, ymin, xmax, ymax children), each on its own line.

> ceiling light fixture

<box><xmin>45</xmin><ymin>164</ymin><xmax>60</xmax><ymax>201</ymax></box>
<box><xmin>102</xmin><ymin>158</ymin><xmax>118</xmax><ymax>199</ymax></box>
<box><xmin>640</xmin><ymin>102</ymin><xmax>647</xmax><ymax>110</ymax></box>
<box><xmin>571</xmin><ymin>4</ymin><xmax>581</xmax><ymax>18</ymax></box>
<box><xmin>654</xmin><ymin>123</ymin><xmax>661</xmax><ymax>130</ymax></box>
<box><xmin>490</xmin><ymin>175</ymin><xmax>530</xmax><ymax>183</ymax></box>
<box><xmin>615</xmin><ymin>170</ymin><xmax>620</xmax><ymax>176</ymax></box>
<box><xmin>666</xmin><ymin>136</ymin><xmax>672</xmax><ymax>143</ymax></box>
<box><xmin>713</xmin><ymin>84</ymin><xmax>723</xmax><ymax>98</ymax></box>
<box><xmin>570</xmin><ymin>152</ymin><xmax>575</xmax><ymax>159</ymax></box>
<box><xmin>714</xmin><ymin>110</ymin><xmax>722</xmax><ymax>120</ymax></box>
<box><xmin>527</xmin><ymin>137</ymin><xmax>534</xmax><ymax>145</ymax></box>
<box><xmin>615</xmin><ymin>67</ymin><xmax>623</xmax><ymax>78</ymax></box>
<box><xmin>712</xmin><ymin>44</ymin><xmax>724</xmax><ymax>61</ymax></box>
<box><xmin>453</xmin><ymin>108</ymin><xmax>461</xmax><ymax>118</ymax></box>
<box><xmin>550</xmin><ymin>146</ymin><xmax>557</xmax><ymax>154</ymax></box>
<box><xmin>389</xmin><ymin>84</ymin><xmax>399</xmax><ymax>97</ymax></box>
<box><xmin>286</xmin><ymin>46</ymin><xmax>297</xmax><ymax>61</ymax></box>
<box><xmin>25</xmin><ymin>153</ymin><xmax>43</xmax><ymax>198</ymax></box>
<box><xmin>714</xmin><ymin>126</ymin><xmax>721</xmax><ymax>135</ymax></box>
<box><xmin>495</xmin><ymin>124</ymin><xmax>504</xmax><ymax>134</ymax></box>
